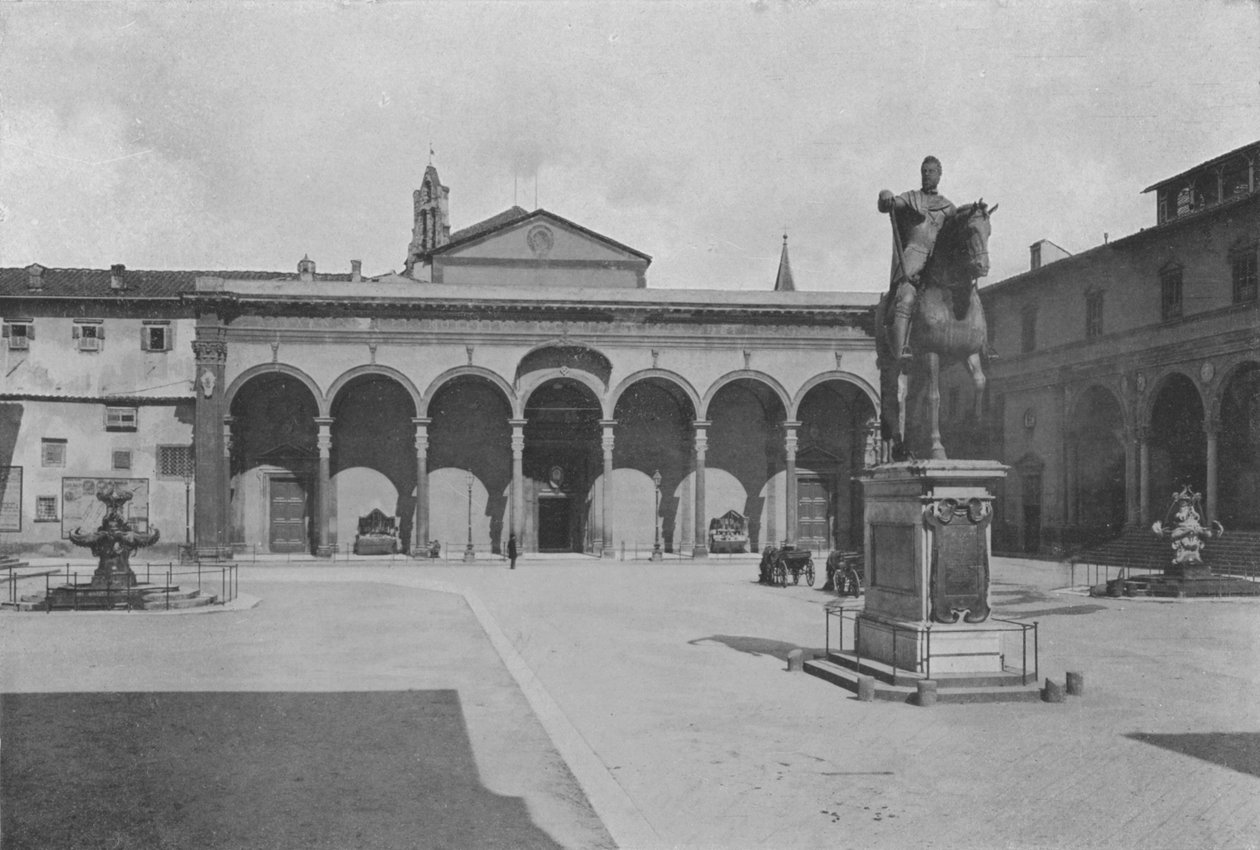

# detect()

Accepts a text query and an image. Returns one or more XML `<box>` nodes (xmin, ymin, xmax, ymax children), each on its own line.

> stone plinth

<box><xmin>856</xmin><ymin>459</ymin><xmax>1008</xmax><ymax>675</ymax></box>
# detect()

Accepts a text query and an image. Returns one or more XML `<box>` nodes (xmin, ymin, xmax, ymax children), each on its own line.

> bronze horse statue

<box><xmin>875</xmin><ymin>200</ymin><xmax>996</xmax><ymax>461</ymax></box>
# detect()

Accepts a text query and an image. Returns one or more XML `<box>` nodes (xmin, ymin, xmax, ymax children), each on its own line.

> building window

<box><xmin>1233</xmin><ymin>250</ymin><xmax>1257</xmax><ymax>304</ymax></box>
<box><xmin>35</xmin><ymin>496</ymin><xmax>58</xmax><ymax>522</ymax></box>
<box><xmin>157</xmin><ymin>445</ymin><xmax>195</xmax><ymax>480</ymax></box>
<box><xmin>105</xmin><ymin>406</ymin><xmax>138</xmax><ymax>432</ymax></box>
<box><xmin>1085</xmin><ymin>290</ymin><xmax>1104</xmax><ymax>340</ymax></box>
<box><xmin>1160</xmin><ymin>264</ymin><xmax>1183</xmax><ymax>320</ymax></box>
<box><xmin>73</xmin><ymin>321</ymin><xmax>105</xmax><ymax>351</ymax></box>
<box><xmin>2</xmin><ymin>320</ymin><xmax>33</xmax><ymax>350</ymax></box>
<box><xmin>41</xmin><ymin>439</ymin><xmax>66</xmax><ymax>467</ymax></box>
<box><xmin>112</xmin><ymin>450</ymin><xmax>133</xmax><ymax>471</ymax></box>
<box><xmin>141</xmin><ymin>322</ymin><xmax>172</xmax><ymax>352</ymax></box>
<box><xmin>1021</xmin><ymin>306</ymin><xmax>1037</xmax><ymax>354</ymax></box>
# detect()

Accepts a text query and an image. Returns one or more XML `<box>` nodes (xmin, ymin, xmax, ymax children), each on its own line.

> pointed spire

<box><xmin>773</xmin><ymin>232</ymin><xmax>796</xmax><ymax>292</ymax></box>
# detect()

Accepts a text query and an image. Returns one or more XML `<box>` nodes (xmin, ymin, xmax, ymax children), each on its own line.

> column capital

<box><xmin>411</xmin><ymin>417</ymin><xmax>431</xmax><ymax>430</ymax></box>
<box><xmin>781</xmin><ymin>419</ymin><xmax>802</xmax><ymax>432</ymax></box>
<box><xmin>599</xmin><ymin>418</ymin><xmax>618</xmax><ymax>429</ymax></box>
<box><xmin>1203</xmin><ymin>414</ymin><xmax>1221</xmax><ymax>437</ymax></box>
<box><xmin>314</xmin><ymin>416</ymin><xmax>335</xmax><ymax>429</ymax></box>
<box><xmin>192</xmin><ymin>338</ymin><xmax>228</xmax><ymax>365</ymax></box>
<box><xmin>509</xmin><ymin>418</ymin><xmax>529</xmax><ymax>430</ymax></box>
<box><xmin>692</xmin><ymin>419</ymin><xmax>711</xmax><ymax>431</ymax></box>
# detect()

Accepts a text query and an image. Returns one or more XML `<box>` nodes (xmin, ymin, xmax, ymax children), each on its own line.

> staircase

<box><xmin>1070</xmin><ymin>528</ymin><xmax>1260</xmax><ymax>577</ymax></box>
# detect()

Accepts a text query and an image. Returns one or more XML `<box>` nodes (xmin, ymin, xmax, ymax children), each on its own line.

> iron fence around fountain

<box><xmin>29</xmin><ymin>562</ymin><xmax>238</xmax><ymax>612</ymax></box>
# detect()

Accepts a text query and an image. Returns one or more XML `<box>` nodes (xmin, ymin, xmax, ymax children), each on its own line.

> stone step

<box><xmin>8</xmin><ymin>585</ymin><xmax>219</xmax><ymax>612</ymax></box>
<box><xmin>804</xmin><ymin>657</ymin><xmax>1044</xmax><ymax>704</ymax></box>
<box><xmin>821</xmin><ymin>650</ymin><xmax>1037</xmax><ymax>689</ymax></box>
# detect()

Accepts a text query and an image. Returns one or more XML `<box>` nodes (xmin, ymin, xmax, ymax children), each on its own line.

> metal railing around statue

<box><xmin>824</xmin><ymin>602</ymin><xmax>1039</xmax><ymax>685</ymax></box>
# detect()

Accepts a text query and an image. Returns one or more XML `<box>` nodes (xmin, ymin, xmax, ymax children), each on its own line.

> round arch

<box><xmin>701</xmin><ymin>370</ymin><xmax>791</xmax><ymax>420</ymax></box>
<box><xmin>789</xmin><ymin>371</ymin><xmax>879</xmax><ymax>420</ymax></box>
<box><xmin>609</xmin><ymin>369</ymin><xmax>702</xmax><ymax>418</ymax></box>
<box><xmin>1141</xmin><ymin>367</ymin><xmax>1205</xmax><ymax>426</ymax></box>
<box><xmin>1070</xmin><ymin>382</ymin><xmax>1128</xmax><ymax>433</ymax></box>
<box><xmin>225</xmin><ymin>363</ymin><xmax>325</xmax><ymax>412</ymax></box>
<box><xmin>1208</xmin><ymin>356</ymin><xmax>1260</xmax><ymax>424</ymax></box>
<box><xmin>326</xmin><ymin>365</ymin><xmax>423</xmax><ymax>418</ymax></box>
<box><xmin>519</xmin><ymin>368</ymin><xmax>610</xmax><ymax>419</ymax></box>
<box><xmin>422</xmin><ymin>366</ymin><xmax>517</xmax><ymax>418</ymax></box>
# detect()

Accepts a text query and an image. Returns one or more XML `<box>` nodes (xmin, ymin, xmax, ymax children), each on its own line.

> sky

<box><xmin>1</xmin><ymin>0</ymin><xmax>1258</xmax><ymax>293</ymax></box>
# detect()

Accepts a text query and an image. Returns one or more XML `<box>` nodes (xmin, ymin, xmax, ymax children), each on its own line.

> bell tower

<box><xmin>405</xmin><ymin>164</ymin><xmax>450</xmax><ymax>277</ymax></box>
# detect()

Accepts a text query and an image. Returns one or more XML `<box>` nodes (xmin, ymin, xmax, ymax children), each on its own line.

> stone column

<box><xmin>412</xmin><ymin>417</ymin><xmax>430</xmax><ymax>555</ymax></box>
<box><xmin>1124</xmin><ymin>428</ymin><xmax>1140</xmax><ymax>527</ymax></box>
<box><xmin>192</xmin><ymin>332</ymin><xmax>230</xmax><ymax>560</ymax></box>
<box><xmin>1138</xmin><ymin>427</ymin><xmax>1151</xmax><ymax>526</ymax></box>
<box><xmin>783</xmin><ymin>420</ymin><xmax>800</xmax><ymax>546</ymax></box>
<box><xmin>315</xmin><ymin>417</ymin><xmax>334</xmax><ymax>558</ymax></box>
<box><xmin>511</xmin><ymin>419</ymin><xmax>528</xmax><ymax>552</ymax></box>
<box><xmin>599</xmin><ymin>420</ymin><xmax>616</xmax><ymax>558</ymax></box>
<box><xmin>692</xmin><ymin>420</ymin><xmax>710</xmax><ymax>558</ymax></box>
<box><xmin>222</xmin><ymin>416</ymin><xmax>234</xmax><ymax>553</ymax></box>
<box><xmin>1065</xmin><ymin>434</ymin><xmax>1078</xmax><ymax>527</ymax></box>
<box><xmin>1205</xmin><ymin>416</ymin><xmax>1219</xmax><ymax>527</ymax></box>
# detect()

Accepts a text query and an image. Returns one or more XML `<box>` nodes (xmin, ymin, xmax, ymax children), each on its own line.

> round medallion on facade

<box><xmin>1136</xmin><ymin>372</ymin><xmax>1147</xmax><ymax>393</ymax></box>
<box><xmin>1199</xmin><ymin>361</ymin><xmax>1215</xmax><ymax>384</ymax></box>
<box><xmin>526</xmin><ymin>224</ymin><xmax>554</xmax><ymax>257</ymax></box>
<box><xmin>548</xmin><ymin>465</ymin><xmax>564</xmax><ymax>491</ymax></box>
<box><xmin>1023</xmin><ymin>408</ymin><xmax>1037</xmax><ymax>430</ymax></box>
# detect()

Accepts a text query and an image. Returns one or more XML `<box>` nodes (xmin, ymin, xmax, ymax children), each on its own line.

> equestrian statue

<box><xmin>874</xmin><ymin>155</ymin><xmax>997</xmax><ymax>461</ymax></box>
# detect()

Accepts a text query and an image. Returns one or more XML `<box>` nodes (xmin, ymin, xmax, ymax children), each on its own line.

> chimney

<box><xmin>110</xmin><ymin>264</ymin><xmax>126</xmax><ymax>291</ymax></box>
<box><xmin>1029</xmin><ymin>242</ymin><xmax>1042</xmax><ymax>271</ymax></box>
<box><xmin>298</xmin><ymin>254</ymin><xmax>315</xmax><ymax>282</ymax></box>
<box><xmin>350</xmin><ymin>259</ymin><xmax>362</xmax><ymax>283</ymax></box>
<box><xmin>26</xmin><ymin>263</ymin><xmax>44</xmax><ymax>291</ymax></box>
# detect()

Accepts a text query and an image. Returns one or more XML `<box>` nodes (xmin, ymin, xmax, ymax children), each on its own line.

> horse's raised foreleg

<box><xmin>925</xmin><ymin>351</ymin><xmax>946</xmax><ymax>460</ymax></box>
<box><xmin>964</xmin><ymin>352</ymin><xmax>986</xmax><ymax>421</ymax></box>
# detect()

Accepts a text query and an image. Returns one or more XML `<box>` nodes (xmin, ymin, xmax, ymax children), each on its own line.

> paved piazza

<box><xmin>4</xmin><ymin>556</ymin><xmax>1259</xmax><ymax>849</ymax></box>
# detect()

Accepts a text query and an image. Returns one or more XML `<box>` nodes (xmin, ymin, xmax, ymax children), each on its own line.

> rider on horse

<box><xmin>878</xmin><ymin>155</ymin><xmax>956</xmax><ymax>367</ymax></box>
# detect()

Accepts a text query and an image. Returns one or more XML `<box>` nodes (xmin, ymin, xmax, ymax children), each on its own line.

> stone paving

<box><xmin>4</xmin><ymin>554</ymin><xmax>1259</xmax><ymax>849</ymax></box>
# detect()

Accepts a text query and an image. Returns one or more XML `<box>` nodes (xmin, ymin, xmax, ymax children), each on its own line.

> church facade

<box><xmin>2</xmin><ymin>165</ymin><xmax>881</xmax><ymax>560</ymax></box>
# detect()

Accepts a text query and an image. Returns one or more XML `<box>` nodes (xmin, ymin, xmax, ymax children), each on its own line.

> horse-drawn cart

<box><xmin>758</xmin><ymin>543</ymin><xmax>815</xmax><ymax>587</ymax></box>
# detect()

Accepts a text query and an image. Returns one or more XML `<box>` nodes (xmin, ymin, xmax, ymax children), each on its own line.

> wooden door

<box><xmin>269</xmin><ymin>478</ymin><xmax>308</xmax><ymax>553</ymax></box>
<box><xmin>538</xmin><ymin>497</ymin><xmax>571</xmax><ymax>552</ymax></box>
<box><xmin>797</xmin><ymin>477</ymin><xmax>830</xmax><ymax>552</ymax></box>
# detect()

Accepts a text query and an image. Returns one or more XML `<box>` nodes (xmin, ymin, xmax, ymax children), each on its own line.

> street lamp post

<box><xmin>463</xmin><ymin>469</ymin><xmax>476</xmax><ymax>562</ymax></box>
<box><xmin>181</xmin><ymin>469</ymin><xmax>194</xmax><ymax>563</ymax></box>
<box><xmin>651</xmin><ymin>469</ymin><xmax>663</xmax><ymax>561</ymax></box>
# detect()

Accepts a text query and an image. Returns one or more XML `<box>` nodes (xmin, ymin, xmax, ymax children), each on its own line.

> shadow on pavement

<box><xmin>1</xmin><ymin>690</ymin><xmax>563</xmax><ymax>850</ymax></box>
<box><xmin>688</xmin><ymin>634</ymin><xmax>824</xmax><ymax>662</ymax></box>
<box><xmin>1127</xmin><ymin>732</ymin><xmax>1260</xmax><ymax>779</ymax></box>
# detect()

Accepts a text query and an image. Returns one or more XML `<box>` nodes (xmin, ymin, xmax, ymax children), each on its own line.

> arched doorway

<box><xmin>428</xmin><ymin>376</ymin><xmax>513</xmax><ymax>556</ymax></box>
<box><xmin>705</xmin><ymin>378</ymin><xmax>788</xmax><ymax>551</ymax></box>
<box><xmin>523</xmin><ymin>379</ymin><xmax>603</xmax><ymax>553</ymax></box>
<box><xmin>329</xmin><ymin>375</ymin><xmax>418</xmax><ymax>554</ymax></box>
<box><xmin>1148</xmin><ymin>374</ymin><xmax>1205</xmax><ymax>513</ymax></box>
<box><xmin>1071</xmin><ymin>385</ymin><xmax>1126</xmax><ymax>541</ymax></box>
<box><xmin>228</xmin><ymin>373</ymin><xmax>320</xmax><ymax>554</ymax></box>
<box><xmin>613</xmin><ymin>378</ymin><xmax>697</xmax><ymax>553</ymax></box>
<box><xmin>1219</xmin><ymin>362</ymin><xmax>1260</xmax><ymax>530</ymax></box>
<box><xmin>795</xmin><ymin>380</ymin><xmax>876</xmax><ymax>552</ymax></box>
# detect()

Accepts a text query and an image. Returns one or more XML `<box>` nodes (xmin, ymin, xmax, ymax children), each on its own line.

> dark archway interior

<box><xmin>330</xmin><ymin>377</ymin><xmax>418</xmax><ymax>551</ymax></box>
<box><xmin>796</xmin><ymin>382</ymin><xmax>876</xmax><ymax>551</ymax></box>
<box><xmin>1149</xmin><ymin>374</ymin><xmax>1205</xmax><ymax>515</ymax></box>
<box><xmin>524</xmin><ymin>379</ymin><xmax>602</xmax><ymax>552</ymax></box>
<box><xmin>1073</xmin><ymin>385</ymin><xmax>1126</xmax><ymax>537</ymax></box>
<box><xmin>706</xmin><ymin>380</ymin><xmax>787</xmax><ymax>551</ymax></box>
<box><xmin>228</xmin><ymin>375</ymin><xmax>320</xmax><ymax>552</ymax></box>
<box><xmin>1220</xmin><ymin>363</ymin><xmax>1260</xmax><ymax>529</ymax></box>
<box><xmin>429</xmin><ymin>378</ymin><xmax>513</xmax><ymax>553</ymax></box>
<box><xmin>614</xmin><ymin>379</ymin><xmax>696</xmax><ymax>552</ymax></box>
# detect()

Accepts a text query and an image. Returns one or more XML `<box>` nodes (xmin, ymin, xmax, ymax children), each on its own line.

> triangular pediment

<box><xmin>435</xmin><ymin>209</ymin><xmax>650</xmax><ymax>264</ymax></box>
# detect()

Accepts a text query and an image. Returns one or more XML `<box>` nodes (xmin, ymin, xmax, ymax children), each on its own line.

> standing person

<box><xmin>507</xmin><ymin>533</ymin><xmax>518</xmax><ymax>569</ymax></box>
<box><xmin>878</xmin><ymin>155</ymin><xmax>957</xmax><ymax>365</ymax></box>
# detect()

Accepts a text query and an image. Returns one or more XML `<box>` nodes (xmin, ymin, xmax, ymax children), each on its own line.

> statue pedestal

<box><xmin>856</xmin><ymin>460</ymin><xmax>1008</xmax><ymax>676</ymax></box>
